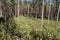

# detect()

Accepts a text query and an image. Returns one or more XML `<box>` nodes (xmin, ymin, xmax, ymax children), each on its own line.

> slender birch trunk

<box><xmin>18</xmin><ymin>0</ymin><xmax>20</xmax><ymax>16</ymax></box>
<box><xmin>41</xmin><ymin>0</ymin><xmax>45</xmax><ymax>27</ymax></box>
<box><xmin>27</xmin><ymin>2</ymin><xmax>29</xmax><ymax>17</ymax></box>
<box><xmin>57</xmin><ymin>4</ymin><xmax>60</xmax><ymax>23</ymax></box>
<box><xmin>48</xmin><ymin>0</ymin><xmax>51</xmax><ymax>24</ymax></box>
<box><xmin>15</xmin><ymin>6</ymin><xmax>17</xmax><ymax>16</ymax></box>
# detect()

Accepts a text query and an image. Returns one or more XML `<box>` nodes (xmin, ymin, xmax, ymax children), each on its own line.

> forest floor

<box><xmin>0</xmin><ymin>15</ymin><xmax>60</xmax><ymax>40</ymax></box>
<box><xmin>14</xmin><ymin>15</ymin><xmax>60</xmax><ymax>38</ymax></box>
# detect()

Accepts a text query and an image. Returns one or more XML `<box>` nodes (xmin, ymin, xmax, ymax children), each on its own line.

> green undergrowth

<box><xmin>13</xmin><ymin>15</ymin><xmax>60</xmax><ymax>40</ymax></box>
<box><xmin>0</xmin><ymin>15</ymin><xmax>60</xmax><ymax>40</ymax></box>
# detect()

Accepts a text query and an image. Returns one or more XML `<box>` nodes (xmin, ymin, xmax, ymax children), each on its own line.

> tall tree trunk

<box><xmin>48</xmin><ymin>0</ymin><xmax>51</xmax><ymax>23</ymax></box>
<box><xmin>15</xmin><ymin>0</ymin><xmax>17</xmax><ymax>16</ymax></box>
<box><xmin>41</xmin><ymin>0</ymin><xmax>45</xmax><ymax>27</ymax></box>
<box><xmin>27</xmin><ymin>2</ymin><xmax>30</xmax><ymax>17</ymax></box>
<box><xmin>0</xmin><ymin>1</ymin><xmax>2</xmax><ymax>16</ymax></box>
<box><xmin>18</xmin><ymin>0</ymin><xmax>20</xmax><ymax>16</ymax></box>
<box><xmin>57</xmin><ymin>3</ymin><xmax>60</xmax><ymax>23</ymax></box>
<box><xmin>15</xmin><ymin>6</ymin><xmax>17</xmax><ymax>16</ymax></box>
<box><xmin>56</xmin><ymin>0</ymin><xmax>60</xmax><ymax>23</ymax></box>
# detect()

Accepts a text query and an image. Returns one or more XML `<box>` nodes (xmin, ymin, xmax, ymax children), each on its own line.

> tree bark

<box><xmin>18</xmin><ymin>0</ymin><xmax>20</xmax><ymax>16</ymax></box>
<box><xmin>57</xmin><ymin>3</ymin><xmax>60</xmax><ymax>23</ymax></box>
<box><xmin>0</xmin><ymin>1</ymin><xmax>2</xmax><ymax>16</ymax></box>
<box><xmin>15</xmin><ymin>0</ymin><xmax>17</xmax><ymax>17</ymax></box>
<box><xmin>41</xmin><ymin>0</ymin><xmax>45</xmax><ymax>27</ymax></box>
<box><xmin>48</xmin><ymin>0</ymin><xmax>51</xmax><ymax>23</ymax></box>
